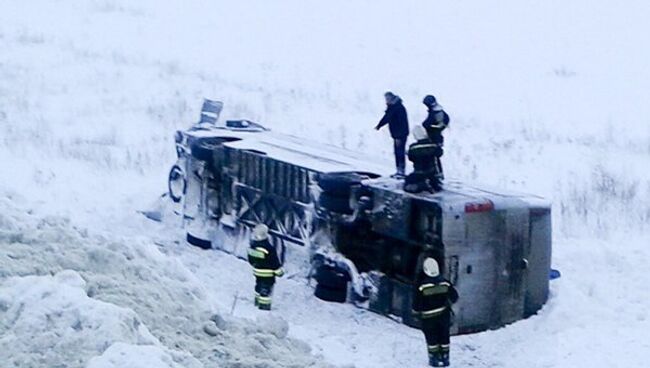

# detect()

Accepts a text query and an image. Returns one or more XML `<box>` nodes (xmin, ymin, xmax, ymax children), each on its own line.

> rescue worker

<box><xmin>247</xmin><ymin>224</ymin><xmax>284</xmax><ymax>310</ymax></box>
<box><xmin>421</xmin><ymin>95</ymin><xmax>449</xmax><ymax>180</ymax></box>
<box><xmin>375</xmin><ymin>91</ymin><xmax>409</xmax><ymax>178</ymax></box>
<box><xmin>404</xmin><ymin>126</ymin><xmax>443</xmax><ymax>193</ymax></box>
<box><xmin>412</xmin><ymin>257</ymin><xmax>459</xmax><ymax>367</ymax></box>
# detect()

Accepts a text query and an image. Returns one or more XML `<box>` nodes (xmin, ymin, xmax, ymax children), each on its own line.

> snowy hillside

<box><xmin>1</xmin><ymin>0</ymin><xmax>650</xmax><ymax>367</ymax></box>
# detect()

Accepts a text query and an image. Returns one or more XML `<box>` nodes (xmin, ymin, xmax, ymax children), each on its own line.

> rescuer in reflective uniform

<box><xmin>412</xmin><ymin>257</ymin><xmax>459</xmax><ymax>367</ymax></box>
<box><xmin>247</xmin><ymin>224</ymin><xmax>284</xmax><ymax>310</ymax></box>
<box><xmin>404</xmin><ymin>126</ymin><xmax>443</xmax><ymax>193</ymax></box>
<box><xmin>421</xmin><ymin>95</ymin><xmax>449</xmax><ymax>181</ymax></box>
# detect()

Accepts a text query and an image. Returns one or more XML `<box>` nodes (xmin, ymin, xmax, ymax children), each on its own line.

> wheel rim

<box><xmin>168</xmin><ymin>165</ymin><xmax>186</xmax><ymax>203</ymax></box>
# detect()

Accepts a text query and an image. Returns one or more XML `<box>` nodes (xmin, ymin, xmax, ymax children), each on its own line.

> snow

<box><xmin>87</xmin><ymin>343</ymin><xmax>189</xmax><ymax>368</ymax></box>
<box><xmin>185</xmin><ymin>127</ymin><xmax>392</xmax><ymax>174</ymax></box>
<box><xmin>0</xmin><ymin>270</ymin><xmax>183</xmax><ymax>368</ymax></box>
<box><xmin>1</xmin><ymin>0</ymin><xmax>650</xmax><ymax>367</ymax></box>
<box><xmin>0</xmin><ymin>197</ymin><xmax>333</xmax><ymax>368</ymax></box>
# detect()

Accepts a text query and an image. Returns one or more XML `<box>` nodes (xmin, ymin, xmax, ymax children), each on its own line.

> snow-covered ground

<box><xmin>0</xmin><ymin>196</ymin><xmax>335</xmax><ymax>368</ymax></box>
<box><xmin>1</xmin><ymin>0</ymin><xmax>650</xmax><ymax>367</ymax></box>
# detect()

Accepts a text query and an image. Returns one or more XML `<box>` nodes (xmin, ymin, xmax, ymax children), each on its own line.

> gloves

<box><xmin>275</xmin><ymin>268</ymin><xmax>285</xmax><ymax>277</ymax></box>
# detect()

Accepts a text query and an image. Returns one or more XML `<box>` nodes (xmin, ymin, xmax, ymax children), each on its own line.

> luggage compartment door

<box><xmin>452</xmin><ymin>245</ymin><xmax>498</xmax><ymax>333</ymax></box>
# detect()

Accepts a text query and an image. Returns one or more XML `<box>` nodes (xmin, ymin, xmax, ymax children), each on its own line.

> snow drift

<box><xmin>0</xmin><ymin>270</ymin><xmax>194</xmax><ymax>368</ymax></box>
<box><xmin>0</xmin><ymin>195</ymin><xmax>334</xmax><ymax>368</ymax></box>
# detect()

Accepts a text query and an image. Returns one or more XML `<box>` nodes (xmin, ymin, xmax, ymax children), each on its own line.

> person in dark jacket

<box><xmin>412</xmin><ymin>257</ymin><xmax>459</xmax><ymax>367</ymax></box>
<box><xmin>404</xmin><ymin>126</ymin><xmax>443</xmax><ymax>193</ymax></box>
<box><xmin>375</xmin><ymin>91</ymin><xmax>409</xmax><ymax>177</ymax></box>
<box><xmin>421</xmin><ymin>95</ymin><xmax>449</xmax><ymax>180</ymax></box>
<box><xmin>247</xmin><ymin>224</ymin><xmax>284</xmax><ymax>310</ymax></box>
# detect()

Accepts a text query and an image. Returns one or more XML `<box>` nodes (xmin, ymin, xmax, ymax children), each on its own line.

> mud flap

<box><xmin>368</xmin><ymin>272</ymin><xmax>392</xmax><ymax>315</ymax></box>
<box><xmin>549</xmin><ymin>269</ymin><xmax>561</xmax><ymax>280</ymax></box>
<box><xmin>391</xmin><ymin>279</ymin><xmax>419</xmax><ymax>328</ymax></box>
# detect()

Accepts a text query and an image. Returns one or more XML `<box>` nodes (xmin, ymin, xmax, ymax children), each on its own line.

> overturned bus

<box><xmin>164</xmin><ymin>101</ymin><xmax>553</xmax><ymax>334</ymax></box>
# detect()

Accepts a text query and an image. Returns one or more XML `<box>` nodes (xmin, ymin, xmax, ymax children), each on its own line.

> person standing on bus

<box><xmin>421</xmin><ymin>95</ymin><xmax>449</xmax><ymax>180</ymax></box>
<box><xmin>375</xmin><ymin>91</ymin><xmax>409</xmax><ymax>178</ymax></box>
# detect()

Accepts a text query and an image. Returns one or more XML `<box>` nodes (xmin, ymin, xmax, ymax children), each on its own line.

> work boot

<box><xmin>258</xmin><ymin>303</ymin><xmax>271</xmax><ymax>311</ymax></box>
<box><xmin>428</xmin><ymin>353</ymin><xmax>442</xmax><ymax>367</ymax></box>
<box><xmin>441</xmin><ymin>352</ymin><xmax>449</xmax><ymax>367</ymax></box>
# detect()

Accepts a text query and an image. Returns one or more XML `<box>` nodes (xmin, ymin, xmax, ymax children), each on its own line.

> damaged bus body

<box><xmin>166</xmin><ymin>106</ymin><xmax>552</xmax><ymax>334</ymax></box>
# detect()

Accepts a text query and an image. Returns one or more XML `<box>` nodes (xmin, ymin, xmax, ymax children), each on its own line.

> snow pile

<box><xmin>0</xmin><ymin>195</ymin><xmax>335</xmax><ymax>368</ymax></box>
<box><xmin>88</xmin><ymin>343</ymin><xmax>189</xmax><ymax>368</ymax></box>
<box><xmin>0</xmin><ymin>270</ymin><xmax>191</xmax><ymax>368</ymax></box>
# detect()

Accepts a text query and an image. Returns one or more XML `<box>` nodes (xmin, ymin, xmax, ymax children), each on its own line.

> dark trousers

<box><xmin>435</xmin><ymin>156</ymin><xmax>444</xmax><ymax>179</ymax></box>
<box><xmin>255</xmin><ymin>277</ymin><xmax>275</xmax><ymax>310</ymax></box>
<box><xmin>404</xmin><ymin>167</ymin><xmax>442</xmax><ymax>191</ymax></box>
<box><xmin>422</xmin><ymin>310</ymin><xmax>451</xmax><ymax>356</ymax></box>
<box><xmin>394</xmin><ymin>138</ymin><xmax>407</xmax><ymax>174</ymax></box>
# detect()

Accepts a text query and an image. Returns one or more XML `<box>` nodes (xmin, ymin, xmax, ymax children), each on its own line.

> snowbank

<box><xmin>0</xmin><ymin>196</ymin><xmax>334</xmax><ymax>368</ymax></box>
<box><xmin>0</xmin><ymin>270</ymin><xmax>189</xmax><ymax>368</ymax></box>
<box><xmin>88</xmin><ymin>343</ymin><xmax>188</xmax><ymax>368</ymax></box>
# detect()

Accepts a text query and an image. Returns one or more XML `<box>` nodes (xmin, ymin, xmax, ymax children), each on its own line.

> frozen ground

<box><xmin>1</xmin><ymin>0</ymin><xmax>650</xmax><ymax>367</ymax></box>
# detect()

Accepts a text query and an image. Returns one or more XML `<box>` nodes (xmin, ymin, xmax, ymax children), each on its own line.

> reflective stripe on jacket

<box><xmin>412</xmin><ymin>276</ymin><xmax>459</xmax><ymax>320</ymax></box>
<box><xmin>247</xmin><ymin>238</ymin><xmax>283</xmax><ymax>278</ymax></box>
